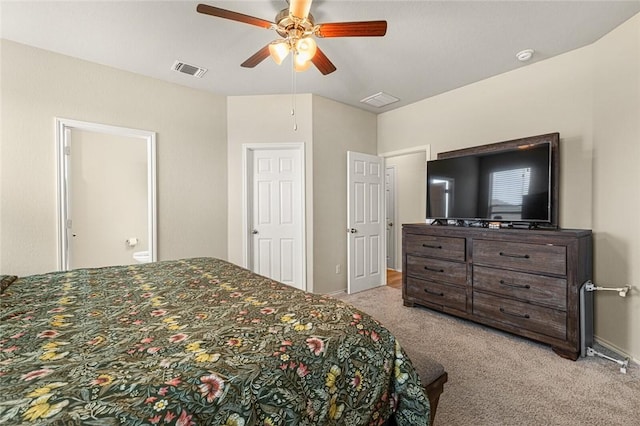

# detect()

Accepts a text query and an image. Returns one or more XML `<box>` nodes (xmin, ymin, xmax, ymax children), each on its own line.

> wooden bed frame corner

<box><xmin>425</xmin><ymin>371</ymin><xmax>448</xmax><ymax>424</ymax></box>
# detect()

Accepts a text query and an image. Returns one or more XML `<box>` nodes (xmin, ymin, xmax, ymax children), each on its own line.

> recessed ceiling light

<box><xmin>360</xmin><ymin>92</ymin><xmax>400</xmax><ymax>108</ymax></box>
<box><xmin>516</xmin><ymin>49</ymin><xmax>535</xmax><ymax>62</ymax></box>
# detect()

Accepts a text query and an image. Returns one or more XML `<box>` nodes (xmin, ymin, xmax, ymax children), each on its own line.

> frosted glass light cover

<box><xmin>269</xmin><ymin>42</ymin><xmax>290</xmax><ymax>65</ymax></box>
<box><xmin>295</xmin><ymin>37</ymin><xmax>317</xmax><ymax>62</ymax></box>
<box><xmin>294</xmin><ymin>53</ymin><xmax>311</xmax><ymax>72</ymax></box>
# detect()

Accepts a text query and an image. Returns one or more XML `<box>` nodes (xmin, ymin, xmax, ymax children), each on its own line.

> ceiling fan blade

<box><xmin>311</xmin><ymin>47</ymin><xmax>337</xmax><ymax>75</ymax></box>
<box><xmin>241</xmin><ymin>45</ymin><xmax>272</xmax><ymax>68</ymax></box>
<box><xmin>289</xmin><ymin>0</ymin><xmax>313</xmax><ymax>19</ymax></box>
<box><xmin>316</xmin><ymin>21</ymin><xmax>387</xmax><ymax>38</ymax></box>
<box><xmin>197</xmin><ymin>4</ymin><xmax>274</xmax><ymax>29</ymax></box>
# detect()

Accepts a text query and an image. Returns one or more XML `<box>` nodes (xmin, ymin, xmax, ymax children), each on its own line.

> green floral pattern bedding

<box><xmin>0</xmin><ymin>258</ymin><xmax>429</xmax><ymax>425</ymax></box>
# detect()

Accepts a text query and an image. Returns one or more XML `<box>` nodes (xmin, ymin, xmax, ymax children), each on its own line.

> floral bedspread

<box><xmin>0</xmin><ymin>258</ymin><xmax>429</xmax><ymax>425</ymax></box>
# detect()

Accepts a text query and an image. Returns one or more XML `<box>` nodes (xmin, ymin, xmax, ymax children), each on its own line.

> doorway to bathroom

<box><xmin>56</xmin><ymin>118</ymin><xmax>157</xmax><ymax>270</ymax></box>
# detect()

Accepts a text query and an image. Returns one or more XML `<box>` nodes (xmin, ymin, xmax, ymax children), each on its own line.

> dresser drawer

<box><xmin>406</xmin><ymin>277</ymin><xmax>466</xmax><ymax>312</ymax></box>
<box><xmin>405</xmin><ymin>233</ymin><xmax>465</xmax><ymax>262</ymax></box>
<box><xmin>473</xmin><ymin>291</ymin><xmax>566</xmax><ymax>340</ymax></box>
<box><xmin>407</xmin><ymin>255</ymin><xmax>467</xmax><ymax>286</ymax></box>
<box><xmin>473</xmin><ymin>240</ymin><xmax>566</xmax><ymax>276</ymax></box>
<box><xmin>474</xmin><ymin>266</ymin><xmax>567</xmax><ymax>310</ymax></box>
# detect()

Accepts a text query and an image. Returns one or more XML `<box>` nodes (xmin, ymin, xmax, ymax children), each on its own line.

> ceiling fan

<box><xmin>196</xmin><ymin>0</ymin><xmax>387</xmax><ymax>75</ymax></box>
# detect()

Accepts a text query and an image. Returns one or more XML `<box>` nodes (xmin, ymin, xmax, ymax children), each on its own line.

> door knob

<box><xmin>252</xmin><ymin>229</ymin><xmax>259</xmax><ymax>235</ymax></box>
<box><xmin>348</xmin><ymin>228</ymin><xmax>358</xmax><ymax>233</ymax></box>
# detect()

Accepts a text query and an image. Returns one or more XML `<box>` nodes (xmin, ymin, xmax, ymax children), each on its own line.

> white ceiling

<box><xmin>2</xmin><ymin>1</ymin><xmax>640</xmax><ymax>113</ymax></box>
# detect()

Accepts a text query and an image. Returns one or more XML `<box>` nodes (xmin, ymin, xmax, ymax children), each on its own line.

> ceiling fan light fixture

<box><xmin>196</xmin><ymin>2</ymin><xmax>386</xmax><ymax>76</ymax></box>
<box><xmin>269</xmin><ymin>41</ymin><xmax>290</xmax><ymax>65</ymax></box>
<box><xmin>295</xmin><ymin>37</ymin><xmax>317</xmax><ymax>62</ymax></box>
<box><xmin>293</xmin><ymin>53</ymin><xmax>312</xmax><ymax>72</ymax></box>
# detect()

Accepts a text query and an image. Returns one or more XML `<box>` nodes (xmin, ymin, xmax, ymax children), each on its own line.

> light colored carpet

<box><xmin>335</xmin><ymin>285</ymin><xmax>640</xmax><ymax>426</ymax></box>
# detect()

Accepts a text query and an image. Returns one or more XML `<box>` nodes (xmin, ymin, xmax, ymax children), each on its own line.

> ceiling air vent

<box><xmin>360</xmin><ymin>92</ymin><xmax>399</xmax><ymax>108</ymax></box>
<box><xmin>172</xmin><ymin>60</ymin><xmax>207</xmax><ymax>78</ymax></box>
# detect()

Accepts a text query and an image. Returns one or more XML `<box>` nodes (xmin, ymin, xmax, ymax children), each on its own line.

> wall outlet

<box><xmin>335</xmin><ymin>264</ymin><xmax>341</xmax><ymax>274</ymax></box>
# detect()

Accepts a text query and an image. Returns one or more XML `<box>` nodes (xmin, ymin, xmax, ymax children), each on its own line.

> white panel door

<box><xmin>251</xmin><ymin>148</ymin><xmax>303</xmax><ymax>290</ymax></box>
<box><xmin>347</xmin><ymin>151</ymin><xmax>385</xmax><ymax>294</ymax></box>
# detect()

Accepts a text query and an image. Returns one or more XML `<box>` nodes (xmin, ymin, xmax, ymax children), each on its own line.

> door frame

<box><xmin>241</xmin><ymin>142</ymin><xmax>306</xmax><ymax>291</ymax></box>
<box><xmin>379</xmin><ymin>145</ymin><xmax>431</xmax><ymax>275</ymax></box>
<box><xmin>55</xmin><ymin>118</ymin><xmax>157</xmax><ymax>271</ymax></box>
<box><xmin>385</xmin><ymin>165</ymin><xmax>397</xmax><ymax>270</ymax></box>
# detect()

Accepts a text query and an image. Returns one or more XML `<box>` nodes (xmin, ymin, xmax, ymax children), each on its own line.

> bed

<box><xmin>1</xmin><ymin>257</ymin><xmax>430</xmax><ymax>425</ymax></box>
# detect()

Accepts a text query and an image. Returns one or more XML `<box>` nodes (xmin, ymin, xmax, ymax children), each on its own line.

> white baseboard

<box><xmin>594</xmin><ymin>336</ymin><xmax>639</xmax><ymax>365</ymax></box>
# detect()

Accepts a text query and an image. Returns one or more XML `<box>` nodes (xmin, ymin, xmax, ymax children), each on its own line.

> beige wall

<box><xmin>378</xmin><ymin>45</ymin><xmax>594</xmax><ymax>230</ymax></box>
<box><xmin>591</xmin><ymin>14</ymin><xmax>640</xmax><ymax>360</ymax></box>
<box><xmin>0</xmin><ymin>40</ymin><xmax>228</xmax><ymax>276</ymax></box>
<box><xmin>312</xmin><ymin>95</ymin><xmax>377</xmax><ymax>294</ymax></box>
<box><xmin>378</xmin><ymin>14</ymin><xmax>639</xmax><ymax>360</ymax></box>
<box><xmin>226</xmin><ymin>94</ymin><xmax>377</xmax><ymax>294</ymax></box>
<box><xmin>226</xmin><ymin>94</ymin><xmax>314</xmax><ymax>288</ymax></box>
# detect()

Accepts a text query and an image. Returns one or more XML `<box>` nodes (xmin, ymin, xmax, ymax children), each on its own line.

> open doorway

<box><xmin>381</xmin><ymin>146</ymin><xmax>430</xmax><ymax>284</ymax></box>
<box><xmin>56</xmin><ymin>118</ymin><xmax>157</xmax><ymax>271</ymax></box>
<box><xmin>386</xmin><ymin>269</ymin><xmax>403</xmax><ymax>289</ymax></box>
<box><xmin>385</xmin><ymin>165</ymin><xmax>396</xmax><ymax>270</ymax></box>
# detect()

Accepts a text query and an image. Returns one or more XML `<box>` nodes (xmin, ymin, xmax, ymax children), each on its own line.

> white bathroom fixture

<box><xmin>133</xmin><ymin>251</ymin><xmax>151</xmax><ymax>263</ymax></box>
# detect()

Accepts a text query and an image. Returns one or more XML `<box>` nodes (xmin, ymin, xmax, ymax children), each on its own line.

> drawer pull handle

<box><xmin>499</xmin><ymin>280</ymin><xmax>531</xmax><ymax>290</ymax></box>
<box><xmin>499</xmin><ymin>307</ymin><xmax>530</xmax><ymax>319</ymax></box>
<box><xmin>422</xmin><ymin>244</ymin><xmax>443</xmax><ymax>249</ymax></box>
<box><xmin>499</xmin><ymin>252</ymin><xmax>530</xmax><ymax>259</ymax></box>
<box><xmin>424</xmin><ymin>288</ymin><xmax>445</xmax><ymax>297</ymax></box>
<box><xmin>424</xmin><ymin>266</ymin><xmax>445</xmax><ymax>273</ymax></box>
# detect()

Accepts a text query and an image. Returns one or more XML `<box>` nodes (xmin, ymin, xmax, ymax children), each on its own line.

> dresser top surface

<box><xmin>402</xmin><ymin>223</ymin><xmax>591</xmax><ymax>239</ymax></box>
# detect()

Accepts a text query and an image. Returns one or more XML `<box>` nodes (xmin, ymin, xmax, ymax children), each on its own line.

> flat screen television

<box><xmin>426</xmin><ymin>133</ymin><xmax>559</xmax><ymax>228</ymax></box>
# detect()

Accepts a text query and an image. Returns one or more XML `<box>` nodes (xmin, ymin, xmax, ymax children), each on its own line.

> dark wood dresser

<box><xmin>402</xmin><ymin>224</ymin><xmax>592</xmax><ymax>360</ymax></box>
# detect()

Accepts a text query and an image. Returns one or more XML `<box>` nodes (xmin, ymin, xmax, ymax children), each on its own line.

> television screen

<box><xmin>426</xmin><ymin>142</ymin><xmax>552</xmax><ymax>223</ymax></box>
